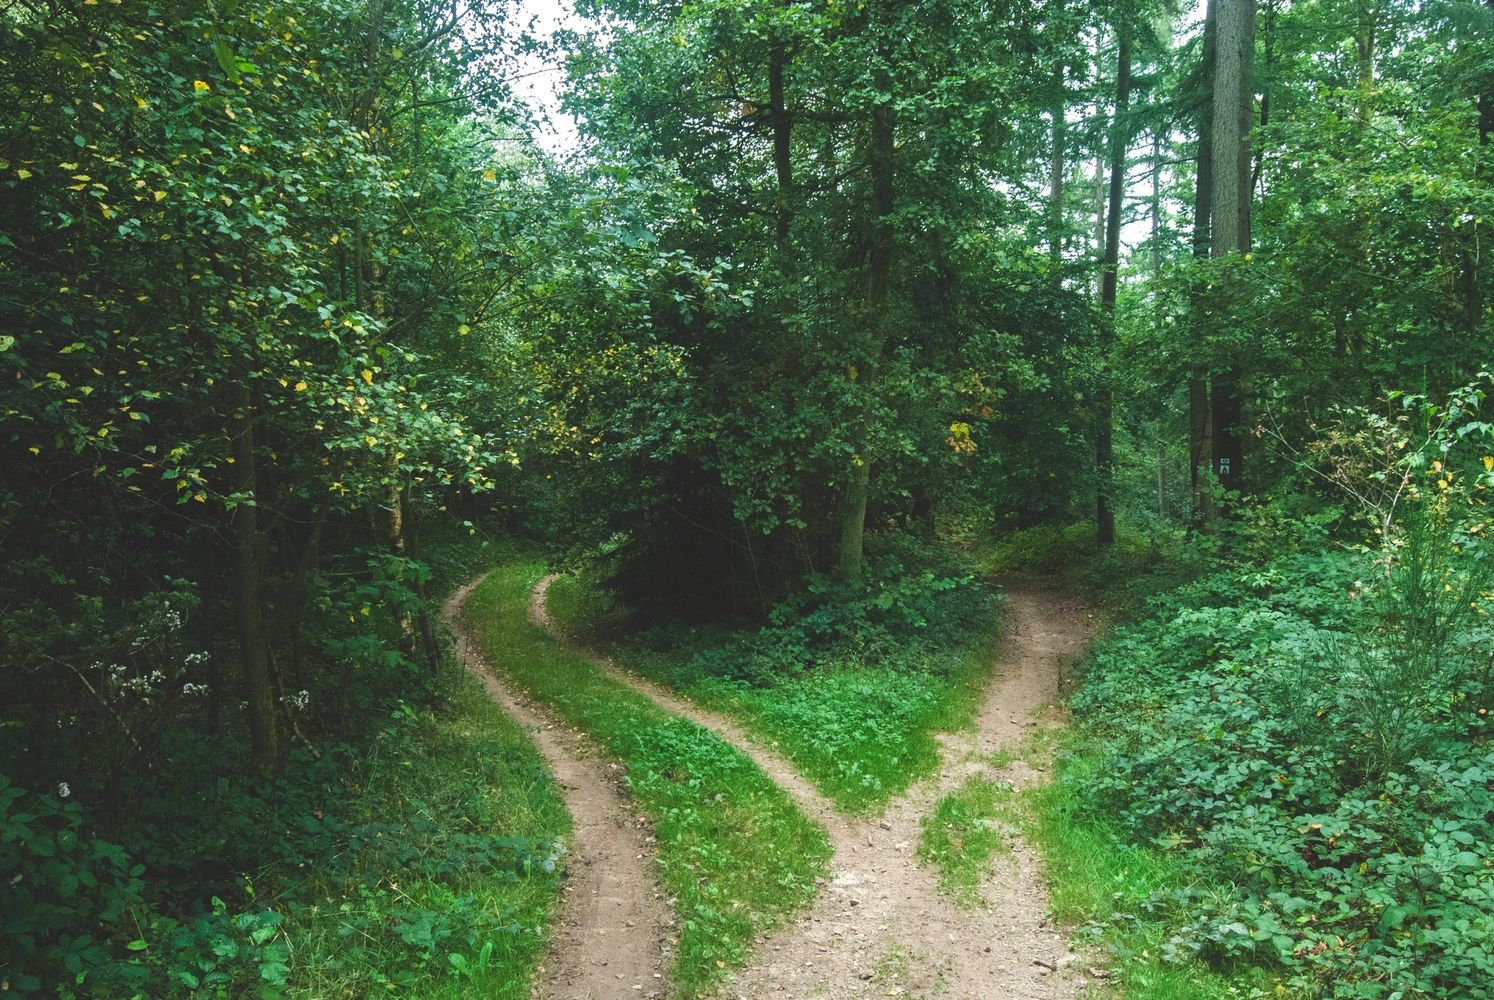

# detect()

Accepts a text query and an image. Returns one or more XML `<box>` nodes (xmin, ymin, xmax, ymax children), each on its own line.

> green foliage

<box><xmin>1061</xmin><ymin>508</ymin><xmax>1494</xmax><ymax>996</ymax></box>
<box><xmin>0</xmin><ymin>659</ymin><xmax>569</xmax><ymax>998</ymax></box>
<box><xmin>1023</xmin><ymin>748</ymin><xmax>1273</xmax><ymax>1000</ymax></box>
<box><xmin>465</xmin><ymin>560</ymin><xmax>832</xmax><ymax>995</ymax></box>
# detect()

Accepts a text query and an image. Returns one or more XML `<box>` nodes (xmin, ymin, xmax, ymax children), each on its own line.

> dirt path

<box><xmin>534</xmin><ymin>574</ymin><xmax>1095</xmax><ymax>1000</ymax></box>
<box><xmin>444</xmin><ymin>578</ymin><xmax>672</xmax><ymax>1000</ymax></box>
<box><xmin>530</xmin><ymin>575</ymin><xmax>850</xmax><ymax>845</ymax></box>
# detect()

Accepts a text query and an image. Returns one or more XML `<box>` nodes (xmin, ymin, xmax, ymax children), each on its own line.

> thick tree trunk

<box><xmin>836</xmin><ymin>71</ymin><xmax>895</xmax><ymax>581</ymax></box>
<box><xmin>1210</xmin><ymin>0</ymin><xmax>1254</xmax><ymax>258</ymax></box>
<box><xmin>229</xmin><ymin>376</ymin><xmax>279</xmax><ymax>775</ymax></box>
<box><xmin>1097</xmin><ymin>28</ymin><xmax>1131</xmax><ymax>547</ymax></box>
<box><xmin>1208</xmin><ymin>0</ymin><xmax>1254</xmax><ymax>505</ymax></box>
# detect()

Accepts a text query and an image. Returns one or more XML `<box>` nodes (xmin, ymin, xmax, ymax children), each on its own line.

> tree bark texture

<box><xmin>1208</xmin><ymin>0</ymin><xmax>1254</xmax><ymax>506</ymax></box>
<box><xmin>1097</xmin><ymin>28</ymin><xmax>1131</xmax><ymax>547</ymax></box>
<box><xmin>1190</xmin><ymin>0</ymin><xmax>1217</xmax><ymax>525</ymax></box>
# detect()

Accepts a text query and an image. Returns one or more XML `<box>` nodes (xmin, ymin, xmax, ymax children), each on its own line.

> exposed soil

<box><xmin>533</xmin><ymin>573</ymin><xmax>1096</xmax><ymax>1000</ymax></box>
<box><xmin>444</xmin><ymin>578</ymin><xmax>672</xmax><ymax>1000</ymax></box>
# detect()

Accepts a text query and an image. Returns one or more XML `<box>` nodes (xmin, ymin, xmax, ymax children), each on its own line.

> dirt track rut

<box><xmin>532</xmin><ymin>574</ymin><xmax>1096</xmax><ymax>1000</ymax></box>
<box><xmin>445</xmin><ymin>577</ymin><xmax>672</xmax><ymax>1000</ymax></box>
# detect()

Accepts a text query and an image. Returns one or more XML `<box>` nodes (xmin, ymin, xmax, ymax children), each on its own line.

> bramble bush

<box><xmin>1063</xmin><ymin>385</ymin><xmax>1494</xmax><ymax>997</ymax></box>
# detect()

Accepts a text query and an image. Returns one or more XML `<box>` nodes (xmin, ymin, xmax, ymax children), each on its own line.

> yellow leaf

<box><xmin>482</xmin><ymin>168</ymin><xmax>497</xmax><ymax>182</ymax></box>
<box><xmin>60</xmin><ymin>161</ymin><xmax>78</xmax><ymax>170</ymax></box>
<box><xmin>192</xmin><ymin>80</ymin><xmax>210</xmax><ymax>93</ymax></box>
<box><xmin>16</xmin><ymin>168</ymin><xmax>32</xmax><ymax>179</ymax></box>
<box><xmin>294</xmin><ymin>381</ymin><xmax>308</xmax><ymax>391</ymax></box>
<box><xmin>361</xmin><ymin>368</ymin><xmax>373</xmax><ymax>385</ymax></box>
<box><xmin>365</xmin><ymin>435</ymin><xmax>378</xmax><ymax>447</ymax></box>
<box><xmin>91</xmin><ymin>101</ymin><xmax>104</xmax><ymax>112</ymax></box>
<box><xmin>135</xmin><ymin>97</ymin><xmax>148</xmax><ymax>108</ymax></box>
<box><xmin>457</xmin><ymin>324</ymin><xmax>470</xmax><ymax>336</ymax></box>
<box><xmin>1484</xmin><ymin>456</ymin><xmax>1493</xmax><ymax>472</ymax></box>
<box><xmin>153</xmin><ymin>190</ymin><xmax>166</xmax><ymax>201</ymax></box>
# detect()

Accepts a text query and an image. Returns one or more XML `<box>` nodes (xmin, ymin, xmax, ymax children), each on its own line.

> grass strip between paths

<box><xmin>544</xmin><ymin>572</ymin><xmax>1003</xmax><ymax>814</ymax></box>
<box><xmin>917</xmin><ymin>775</ymin><xmax>1020</xmax><ymax>907</ymax></box>
<box><xmin>465</xmin><ymin>562</ymin><xmax>832</xmax><ymax>998</ymax></box>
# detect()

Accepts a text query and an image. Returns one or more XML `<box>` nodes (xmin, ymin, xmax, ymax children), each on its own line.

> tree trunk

<box><xmin>1208</xmin><ymin>0</ymin><xmax>1254</xmax><ymax>505</ymax></box>
<box><xmin>1097</xmin><ymin>28</ymin><xmax>1131</xmax><ymax>548</ymax></box>
<box><xmin>1187</xmin><ymin>1</ymin><xmax>1221</xmax><ymax>526</ymax></box>
<box><xmin>1048</xmin><ymin>6</ymin><xmax>1065</xmax><ymax>277</ymax></box>
<box><xmin>1462</xmin><ymin>0</ymin><xmax>1492</xmax><ymax>345</ymax></box>
<box><xmin>836</xmin><ymin>66</ymin><xmax>895</xmax><ymax>581</ymax></box>
<box><xmin>1210</xmin><ymin>0</ymin><xmax>1254</xmax><ymax>259</ymax></box>
<box><xmin>769</xmin><ymin>38</ymin><xmax>793</xmax><ymax>244</ymax></box>
<box><xmin>400</xmin><ymin>488</ymin><xmax>440</xmax><ymax>671</ymax></box>
<box><xmin>229</xmin><ymin>376</ymin><xmax>279</xmax><ymax>775</ymax></box>
<box><xmin>1189</xmin><ymin>0</ymin><xmax>1218</xmax><ymax>526</ymax></box>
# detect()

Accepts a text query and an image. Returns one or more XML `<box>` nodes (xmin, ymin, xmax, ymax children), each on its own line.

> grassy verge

<box><xmin>916</xmin><ymin>776</ymin><xmax>1020</xmax><ymax>906</ymax></box>
<box><xmin>465</xmin><ymin>562</ymin><xmax>832</xmax><ymax>997</ymax></box>
<box><xmin>544</xmin><ymin>571</ymin><xmax>1001</xmax><ymax>814</ymax></box>
<box><xmin>1014</xmin><ymin>738</ymin><xmax>1278</xmax><ymax>1000</ymax></box>
<box><xmin>282</xmin><ymin>663</ymin><xmax>572</xmax><ymax>999</ymax></box>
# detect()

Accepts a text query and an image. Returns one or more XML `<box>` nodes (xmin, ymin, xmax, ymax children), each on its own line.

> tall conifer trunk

<box><xmin>1049</xmin><ymin>1</ymin><xmax>1066</xmax><ymax>277</ymax></box>
<box><xmin>1208</xmin><ymin>0</ymin><xmax>1255</xmax><ymax>505</ymax></box>
<box><xmin>1097</xmin><ymin>27</ymin><xmax>1131</xmax><ymax>547</ymax></box>
<box><xmin>1190</xmin><ymin>0</ymin><xmax>1217</xmax><ymax>526</ymax></box>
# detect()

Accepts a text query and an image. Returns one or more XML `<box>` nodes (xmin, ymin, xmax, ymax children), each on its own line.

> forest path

<box><xmin>533</xmin><ymin>575</ymin><xmax>1096</xmax><ymax>1000</ymax></box>
<box><xmin>444</xmin><ymin>578</ymin><xmax>672</xmax><ymax>1000</ymax></box>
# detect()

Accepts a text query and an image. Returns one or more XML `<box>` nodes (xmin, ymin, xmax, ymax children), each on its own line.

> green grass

<box><xmin>1018</xmin><ymin>743</ymin><xmax>1285</xmax><ymax>1000</ymax></box>
<box><xmin>284</xmin><ymin>661</ymin><xmax>571</xmax><ymax>1000</ymax></box>
<box><xmin>544</xmin><ymin>572</ymin><xmax>1001</xmax><ymax>814</ymax></box>
<box><xmin>465</xmin><ymin>562</ymin><xmax>833</xmax><ymax>998</ymax></box>
<box><xmin>916</xmin><ymin>776</ymin><xmax>1019</xmax><ymax>906</ymax></box>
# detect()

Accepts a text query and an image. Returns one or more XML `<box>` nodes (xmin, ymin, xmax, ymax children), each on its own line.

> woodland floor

<box><xmin>451</xmin><ymin>574</ymin><xmax>1096</xmax><ymax>1000</ymax></box>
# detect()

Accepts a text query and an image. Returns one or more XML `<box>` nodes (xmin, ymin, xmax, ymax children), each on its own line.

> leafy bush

<box><xmin>1065</xmin><ymin>525</ymin><xmax>1494</xmax><ymax>997</ymax></box>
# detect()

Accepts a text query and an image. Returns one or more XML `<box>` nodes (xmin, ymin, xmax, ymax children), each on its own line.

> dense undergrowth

<box><xmin>1</xmin><ymin>528</ymin><xmax>570</xmax><ymax>999</ymax></box>
<box><xmin>464</xmin><ymin>561</ymin><xmax>832</xmax><ymax>997</ymax></box>
<box><xmin>544</xmin><ymin>535</ymin><xmax>1003</xmax><ymax>812</ymax></box>
<box><xmin>1024</xmin><ymin>488</ymin><xmax>1494</xmax><ymax>998</ymax></box>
